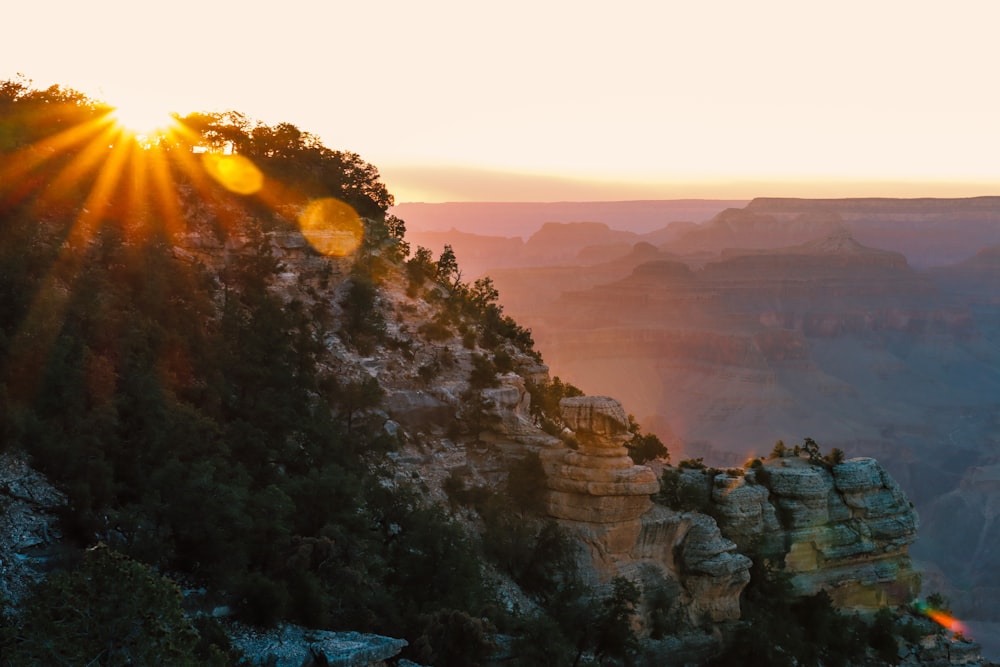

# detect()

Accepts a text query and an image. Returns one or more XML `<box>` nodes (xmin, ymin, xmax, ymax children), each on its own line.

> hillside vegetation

<box><xmin>0</xmin><ymin>80</ymin><xmax>980</xmax><ymax>666</ymax></box>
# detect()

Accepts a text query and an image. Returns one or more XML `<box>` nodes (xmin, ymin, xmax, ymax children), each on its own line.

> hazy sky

<box><xmin>4</xmin><ymin>1</ymin><xmax>998</xmax><ymax>202</ymax></box>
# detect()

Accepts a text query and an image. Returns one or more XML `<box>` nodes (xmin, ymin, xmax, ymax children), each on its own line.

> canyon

<box><xmin>398</xmin><ymin>196</ymin><xmax>1000</xmax><ymax>657</ymax></box>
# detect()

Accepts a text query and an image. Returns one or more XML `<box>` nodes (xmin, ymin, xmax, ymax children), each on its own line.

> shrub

<box><xmin>413</xmin><ymin>609</ymin><xmax>495</xmax><ymax>667</ymax></box>
<box><xmin>469</xmin><ymin>353</ymin><xmax>499</xmax><ymax>389</ymax></box>
<box><xmin>6</xmin><ymin>546</ymin><xmax>204</xmax><ymax>666</ymax></box>
<box><xmin>627</xmin><ymin>432</ymin><xmax>669</xmax><ymax>465</ymax></box>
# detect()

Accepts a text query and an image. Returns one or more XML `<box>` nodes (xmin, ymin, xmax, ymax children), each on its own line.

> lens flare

<box><xmin>298</xmin><ymin>198</ymin><xmax>364</xmax><ymax>256</ymax></box>
<box><xmin>916</xmin><ymin>601</ymin><xmax>969</xmax><ymax>636</ymax></box>
<box><xmin>926</xmin><ymin>609</ymin><xmax>967</xmax><ymax>635</ymax></box>
<box><xmin>202</xmin><ymin>153</ymin><xmax>264</xmax><ymax>195</ymax></box>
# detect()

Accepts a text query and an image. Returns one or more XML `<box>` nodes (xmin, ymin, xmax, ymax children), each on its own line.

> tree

<box><xmin>802</xmin><ymin>437</ymin><xmax>822</xmax><ymax>463</ymax></box>
<box><xmin>627</xmin><ymin>433</ymin><xmax>668</xmax><ymax>464</ymax></box>
<box><xmin>413</xmin><ymin>609</ymin><xmax>495</xmax><ymax>667</ymax></box>
<box><xmin>334</xmin><ymin>376</ymin><xmax>385</xmax><ymax>434</ymax></box>
<box><xmin>625</xmin><ymin>417</ymin><xmax>669</xmax><ymax>465</ymax></box>
<box><xmin>406</xmin><ymin>246</ymin><xmax>436</xmax><ymax>292</ymax></box>
<box><xmin>592</xmin><ymin>577</ymin><xmax>641</xmax><ymax>666</ymax></box>
<box><xmin>825</xmin><ymin>447</ymin><xmax>846</xmax><ymax>466</ymax></box>
<box><xmin>436</xmin><ymin>244</ymin><xmax>459</xmax><ymax>285</ymax></box>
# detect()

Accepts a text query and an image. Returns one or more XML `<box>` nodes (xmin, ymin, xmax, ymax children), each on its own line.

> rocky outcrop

<box><xmin>631</xmin><ymin>507</ymin><xmax>752</xmax><ymax>624</ymax></box>
<box><xmin>0</xmin><ymin>451</ymin><xmax>66</xmax><ymax>609</ymax></box>
<box><xmin>714</xmin><ymin>456</ymin><xmax>921</xmax><ymax>611</ymax></box>
<box><xmin>538</xmin><ymin>397</ymin><xmax>750</xmax><ymax>625</ymax></box>
<box><xmin>541</xmin><ymin>396</ymin><xmax>658</xmax><ymax>523</ymax></box>
<box><xmin>482</xmin><ymin>373</ymin><xmax>538</xmax><ymax>439</ymax></box>
<box><xmin>231</xmin><ymin>625</ymin><xmax>409</xmax><ymax>667</ymax></box>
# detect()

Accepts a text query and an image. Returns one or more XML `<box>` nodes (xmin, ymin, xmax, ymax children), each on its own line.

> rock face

<box><xmin>539</xmin><ymin>397</ymin><xmax>750</xmax><ymax>625</ymax></box>
<box><xmin>714</xmin><ymin>456</ymin><xmax>921</xmax><ymax>611</ymax></box>
<box><xmin>541</xmin><ymin>396</ymin><xmax>658</xmax><ymax>523</ymax></box>
<box><xmin>0</xmin><ymin>451</ymin><xmax>66</xmax><ymax>609</ymax></box>
<box><xmin>231</xmin><ymin>625</ymin><xmax>408</xmax><ymax>667</ymax></box>
<box><xmin>631</xmin><ymin>507</ymin><xmax>752</xmax><ymax>624</ymax></box>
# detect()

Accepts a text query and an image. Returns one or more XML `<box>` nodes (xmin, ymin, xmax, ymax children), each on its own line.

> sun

<box><xmin>109</xmin><ymin>98</ymin><xmax>177</xmax><ymax>141</ymax></box>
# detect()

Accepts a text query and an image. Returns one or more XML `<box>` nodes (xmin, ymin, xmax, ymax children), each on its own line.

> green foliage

<box><xmin>406</xmin><ymin>246</ymin><xmax>436</xmax><ymax>291</ymax></box>
<box><xmin>412</xmin><ymin>609</ymin><xmax>495</xmax><ymax>667</ymax></box>
<box><xmin>825</xmin><ymin>447</ymin><xmax>846</xmax><ymax>466</ymax></box>
<box><xmin>644</xmin><ymin>576</ymin><xmax>678</xmax><ymax>640</ymax></box>
<box><xmin>593</xmin><ymin>577</ymin><xmax>642</xmax><ymax>664</ymax></box>
<box><xmin>436</xmin><ymin>244</ymin><xmax>460</xmax><ymax>285</ymax></box>
<box><xmin>4</xmin><ymin>546</ymin><xmax>211</xmax><ymax>667</ymax></box>
<box><xmin>469</xmin><ymin>352</ymin><xmax>500</xmax><ymax>389</ymax></box>
<box><xmin>0</xmin><ymin>79</ymin><xmax>507</xmax><ymax>656</ymax></box>
<box><xmin>801</xmin><ymin>437</ymin><xmax>822</xmax><ymax>463</ymax></box>
<box><xmin>506</xmin><ymin>451</ymin><xmax>548</xmax><ymax>515</ymax></box>
<box><xmin>627</xmin><ymin>433</ymin><xmax>669</xmax><ymax>465</ymax></box>
<box><xmin>526</xmin><ymin>376</ymin><xmax>584</xmax><ymax>431</ymax></box>
<box><xmin>624</xmin><ymin>414</ymin><xmax>669</xmax><ymax>465</ymax></box>
<box><xmin>177</xmin><ymin>111</ymin><xmax>393</xmax><ymax>217</ymax></box>
<box><xmin>340</xmin><ymin>272</ymin><xmax>387</xmax><ymax>353</ymax></box>
<box><xmin>509</xmin><ymin>613</ymin><xmax>577</xmax><ymax>666</ymax></box>
<box><xmin>868</xmin><ymin>608</ymin><xmax>900</xmax><ymax>664</ymax></box>
<box><xmin>417</xmin><ymin>316</ymin><xmax>452</xmax><ymax>341</ymax></box>
<box><xmin>236</xmin><ymin>572</ymin><xmax>290</xmax><ymax>627</ymax></box>
<box><xmin>709</xmin><ymin>557</ymin><xmax>888</xmax><ymax>667</ymax></box>
<box><xmin>925</xmin><ymin>591</ymin><xmax>951</xmax><ymax>612</ymax></box>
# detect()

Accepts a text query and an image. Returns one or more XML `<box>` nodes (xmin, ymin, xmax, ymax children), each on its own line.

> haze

<box><xmin>4</xmin><ymin>1</ymin><xmax>998</xmax><ymax>202</ymax></box>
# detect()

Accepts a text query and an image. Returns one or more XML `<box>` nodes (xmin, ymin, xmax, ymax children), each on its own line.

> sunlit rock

<box><xmin>541</xmin><ymin>396</ymin><xmax>658</xmax><ymax>523</ymax></box>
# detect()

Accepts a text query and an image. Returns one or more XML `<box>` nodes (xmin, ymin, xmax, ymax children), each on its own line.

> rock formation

<box><xmin>0</xmin><ymin>451</ymin><xmax>66</xmax><ymax>609</ymax></box>
<box><xmin>538</xmin><ymin>396</ymin><xmax>751</xmax><ymax>625</ymax></box>
<box><xmin>541</xmin><ymin>396</ymin><xmax>659</xmax><ymax>523</ymax></box>
<box><xmin>714</xmin><ymin>456</ymin><xmax>921</xmax><ymax>611</ymax></box>
<box><xmin>230</xmin><ymin>626</ymin><xmax>409</xmax><ymax>667</ymax></box>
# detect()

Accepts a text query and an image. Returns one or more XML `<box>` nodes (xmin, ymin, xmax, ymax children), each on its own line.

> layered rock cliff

<box><xmin>523</xmin><ymin>395</ymin><xmax>921</xmax><ymax>632</ymax></box>
<box><xmin>714</xmin><ymin>456</ymin><xmax>921</xmax><ymax>610</ymax></box>
<box><xmin>537</xmin><ymin>396</ymin><xmax>751</xmax><ymax>626</ymax></box>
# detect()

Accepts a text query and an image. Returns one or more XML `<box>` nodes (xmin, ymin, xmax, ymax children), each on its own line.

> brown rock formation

<box><xmin>541</xmin><ymin>396</ymin><xmax>658</xmax><ymax>523</ymax></box>
<box><xmin>539</xmin><ymin>396</ymin><xmax>751</xmax><ymax>624</ymax></box>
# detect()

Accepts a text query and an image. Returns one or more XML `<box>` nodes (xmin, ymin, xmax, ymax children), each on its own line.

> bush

<box><xmin>627</xmin><ymin>432</ymin><xmax>669</xmax><ymax>465</ymax></box>
<box><xmin>469</xmin><ymin>353</ymin><xmax>499</xmax><ymax>389</ymax></box>
<box><xmin>6</xmin><ymin>546</ymin><xmax>204</xmax><ymax>666</ymax></box>
<box><xmin>412</xmin><ymin>609</ymin><xmax>495</xmax><ymax>667</ymax></box>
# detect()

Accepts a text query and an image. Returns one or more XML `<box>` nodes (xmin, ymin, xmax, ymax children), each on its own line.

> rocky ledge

<box><xmin>538</xmin><ymin>396</ymin><xmax>750</xmax><ymax>625</ymax></box>
<box><xmin>230</xmin><ymin>625</ymin><xmax>410</xmax><ymax>667</ymax></box>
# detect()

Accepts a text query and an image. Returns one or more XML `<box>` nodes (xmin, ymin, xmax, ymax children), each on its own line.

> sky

<box><xmin>3</xmin><ymin>1</ymin><xmax>999</xmax><ymax>202</ymax></box>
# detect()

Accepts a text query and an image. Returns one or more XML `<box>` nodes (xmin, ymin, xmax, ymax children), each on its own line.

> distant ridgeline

<box><xmin>0</xmin><ymin>79</ymin><xmax>989</xmax><ymax>666</ymax></box>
